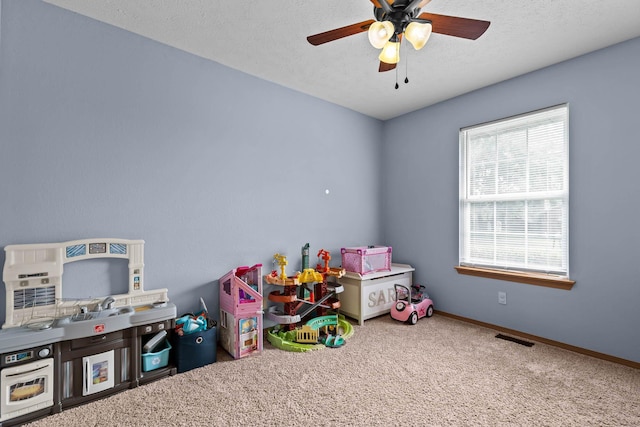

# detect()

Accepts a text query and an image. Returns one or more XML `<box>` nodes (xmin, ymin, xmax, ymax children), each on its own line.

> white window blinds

<box><xmin>459</xmin><ymin>104</ymin><xmax>569</xmax><ymax>276</ymax></box>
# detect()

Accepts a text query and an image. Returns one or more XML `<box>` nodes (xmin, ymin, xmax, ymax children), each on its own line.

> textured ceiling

<box><xmin>43</xmin><ymin>0</ymin><xmax>640</xmax><ymax>120</ymax></box>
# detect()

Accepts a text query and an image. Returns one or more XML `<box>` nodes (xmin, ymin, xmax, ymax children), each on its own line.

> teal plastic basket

<box><xmin>142</xmin><ymin>339</ymin><xmax>171</xmax><ymax>372</ymax></box>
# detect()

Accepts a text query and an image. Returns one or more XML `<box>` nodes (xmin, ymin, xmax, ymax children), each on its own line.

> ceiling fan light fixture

<box><xmin>368</xmin><ymin>20</ymin><xmax>395</xmax><ymax>49</ymax></box>
<box><xmin>379</xmin><ymin>40</ymin><xmax>400</xmax><ymax>64</ymax></box>
<box><xmin>405</xmin><ymin>21</ymin><xmax>432</xmax><ymax>50</ymax></box>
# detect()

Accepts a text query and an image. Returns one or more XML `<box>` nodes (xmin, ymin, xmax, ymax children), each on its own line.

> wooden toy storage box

<box><xmin>218</xmin><ymin>264</ymin><xmax>263</xmax><ymax>359</ymax></box>
<box><xmin>337</xmin><ymin>263</ymin><xmax>414</xmax><ymax>325</ymax></box>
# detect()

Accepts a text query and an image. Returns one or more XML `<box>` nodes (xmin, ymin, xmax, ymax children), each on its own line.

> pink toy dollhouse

<box><xmin>218</xmin><ymin>264</ymin><xmax>263</xmax><ymax>359</ymax></box>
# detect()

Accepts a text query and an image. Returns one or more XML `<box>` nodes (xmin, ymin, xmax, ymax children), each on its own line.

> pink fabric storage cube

<box><xmin>341</xmin><ymin>246</ymin><xmax>392</xmax><ymax>275</ymax></box>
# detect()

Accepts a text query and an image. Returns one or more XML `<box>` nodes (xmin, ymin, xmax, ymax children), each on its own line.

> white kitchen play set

<box><xmin>0</xmin><ymin>238</ymin><xmax>177</xmax><ymax>426</ymax></box>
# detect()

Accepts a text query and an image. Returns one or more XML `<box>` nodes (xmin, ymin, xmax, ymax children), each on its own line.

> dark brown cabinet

<box><xmin>54</xmin><ymin>329</ymin><xmax>132</xmax><ymax>411</ymax></box>
<box><xmin>131</xmin><ymin>319</ymin><xmax>176</xmax><ymax>387</ymax></box>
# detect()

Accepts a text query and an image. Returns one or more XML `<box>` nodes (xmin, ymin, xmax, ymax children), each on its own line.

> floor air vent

<box><xmin>495</xmin><ymin>333</ymin><xmax>534</xmax><ymax>347</ymax></box>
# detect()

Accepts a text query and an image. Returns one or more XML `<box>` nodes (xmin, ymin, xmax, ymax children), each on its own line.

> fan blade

<box><xmin>371</xmin><ymin>0</ymin><xmax>431</xmax><ymax>10</ymax></box>
<box><xmin>418</xmin><ymin>13</ymin><xmax>490</xmax><ymax>40</ymax></box>
<box><xmin>370</xmin><ymin>1</ymin><xmax>392</xmax><ymax>10</ymax></box>
<box><xmin>379</xmin><ymin>61</ymin><xmax>396</xmax><ymax>72</ymax></box>
<box><xmin>405</xmin><ymin>0</ymin><xmax>424</xmax><ymax>12</ymax></box>
<box><xmin>307</xmin><ymin>20</ymin><xmax>375</xmax><ymax>46</ymax></box>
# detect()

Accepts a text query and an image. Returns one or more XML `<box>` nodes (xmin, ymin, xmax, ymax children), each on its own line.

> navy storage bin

<box><xmin>172</xmin><ymin>325</ymin><xmax>216</xmax><ymax>373</ymax></box>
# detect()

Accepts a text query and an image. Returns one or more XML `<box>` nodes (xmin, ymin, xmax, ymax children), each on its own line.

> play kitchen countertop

<box><xmin>0</xmin><ymin>302</ymin><xmax>176</xmax><ymax>353</ymax></box>
<box><xmin>130</xmin><ymin>302</ymin><xmax>176</xmax><ymax>326</ymax></box>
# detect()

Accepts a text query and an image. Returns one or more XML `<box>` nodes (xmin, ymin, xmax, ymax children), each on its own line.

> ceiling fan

<box><xmin>307</xmin><ymin>0</ymin><xmax>490</xmax><ymax>73</ymax></box>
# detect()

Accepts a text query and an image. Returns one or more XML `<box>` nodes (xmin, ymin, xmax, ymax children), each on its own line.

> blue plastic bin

<box><xmin>142</xmin><ymin>339</ymin><xmax>171</xmax><ymax>372</ymax></box>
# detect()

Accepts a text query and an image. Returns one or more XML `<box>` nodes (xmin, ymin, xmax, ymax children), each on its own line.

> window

<box><xmin>458</xmin><ymin>105</ymin><xmax>572</xmax><ymax>287</ymax></box>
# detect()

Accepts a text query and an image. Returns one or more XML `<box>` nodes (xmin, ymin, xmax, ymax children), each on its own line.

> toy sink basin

<box><xmin>66</xmin><ymin>306</ymin><xmax>135</xmax><ymax>321</ymax></box>
<box><xmin>55</xmin><ymin>306</ymin><xmax>135</xmax><ymax>340</ymax></box>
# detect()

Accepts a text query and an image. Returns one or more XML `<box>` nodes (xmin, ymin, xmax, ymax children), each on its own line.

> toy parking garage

<box><xmin>265</xmin><ymin>244</ymin><xmax>354</xmax><ymax>352</ymax></box>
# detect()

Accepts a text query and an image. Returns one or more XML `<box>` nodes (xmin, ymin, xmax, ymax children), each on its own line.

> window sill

<box><xmin>455</xmin><ymin>266</ymin><xmax>575</xmax><ymax>290</ymax></box>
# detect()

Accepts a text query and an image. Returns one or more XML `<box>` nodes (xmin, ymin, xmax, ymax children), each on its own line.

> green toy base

<box><xmin>267</xmin><ymin>314</ymin><xmax>353</xmax><ymax>352</ymax></box>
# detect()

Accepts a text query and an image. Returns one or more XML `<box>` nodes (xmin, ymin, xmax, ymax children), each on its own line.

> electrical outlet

<box><xmin>498</xmin><ymin>291</ymin><xmax>507</xmax><ymax>305</ymax></box>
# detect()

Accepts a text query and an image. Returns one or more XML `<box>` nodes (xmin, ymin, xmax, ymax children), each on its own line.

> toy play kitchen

<box><xmin>0</xmin><ymin>238</ymin><xmax>177</xmax><ymax>426</ymax></box>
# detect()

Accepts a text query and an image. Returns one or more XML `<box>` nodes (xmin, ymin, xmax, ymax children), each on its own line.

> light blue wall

<box><xmin>382</xmin><ymin>37</ymin><xmax>640</xmax><ymax>363</ymax></box>
<box><xmin>2</xmin><ymin>1</ymin><xmax>639</xmax><ymax>364</ymax></box>
<box><xmin>0</xmin><ymin>0</ymin><xmax>383</xmax><ymax>324</ymax></box>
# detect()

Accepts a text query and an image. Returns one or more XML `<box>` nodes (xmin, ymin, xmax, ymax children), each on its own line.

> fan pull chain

<box><xmin>393</xmin><ymin>38</ymin><xmax>410</xmax><ymax>89</ymax></box>
<box><xmin>395</xmin><ymin>40</ymin><xmax>400</xmax><ymax>89</ymax></box>
<box><xmin>405</xmin><ymin>54</ymin><xmax>409</xmax><ymax>85</ymax></box>
<box><xmin>395</xmin><ymin>66</ymin><xmax>399</xmax><ymax>89</ymax></box>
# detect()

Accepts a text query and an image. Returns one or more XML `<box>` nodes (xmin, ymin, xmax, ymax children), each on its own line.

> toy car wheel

<box><xmin>395</xmin><ymin>301</ymin><xmax>405</xmax><ymax>311</ymax></box>
<box><xmin>409</xmin><ymin>312</ymin><xmax>418</xmax><ymax>325</ymax></box>
<box><xmin>426</xmin><ymin>305</ymin><xmax>434</xmax><ymax>318</ymax></box>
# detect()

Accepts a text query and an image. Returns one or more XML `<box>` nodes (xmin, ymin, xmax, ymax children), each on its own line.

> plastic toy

<box><xmin>175</xmin><ymin>314</ymin><xmax>207</xmax><ymax>334</ymax></box>
<box><xmin>319</xmin><ymin>334</ymin><xmax>345</xmax><ymax>348</ymax></box>
<box><xmin>267</xmin><ymin>314</ymin><xmax>353</xmax><ymax>352</ymax></box>
<box><xmin>316</xmin><ymin>249</ymin><xmax>331</xmax><ymax>272</ymax></box>
<box><xmin>218</xmin><ymin>264</ymin><xmax>264</xmax><ymax>359</ymax></box>
<box><xmin>273</xmin><ymin>253</ymin><xmax>288</xmax><ymax>280</ymax></box>
<box><xmin>265</xmin><ymin>245</ymin><xmax>352</xmax><ymax>351</ymax></box>
<box><xmin>390</xmin><ymin>283</ymin><xmax>434</xmax><ymax>325</ymax></box>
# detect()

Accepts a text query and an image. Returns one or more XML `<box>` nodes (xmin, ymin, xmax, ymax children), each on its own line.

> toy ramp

<box><xmin>266</xmin><ymin>315</ymin><xmax>354</xmax><ymax>352</ymax></box>
<box><xmin>306</xmin><ymin>315</ymin><xmax>354</xmax><ymax>339</ymax></box>
<box><xmin>266</xmin><ymin>306</ymin><xmax>301</xmax><ymax>324</ymax></box>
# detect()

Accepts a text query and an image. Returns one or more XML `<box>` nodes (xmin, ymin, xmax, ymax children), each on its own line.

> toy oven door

<box><xmin>0</xmin><ymin>358</ymin><xmax>54</xmax><ymax>422</ymax></box>
<box><xmin>82</xmin><ymin>350</ymin><xmax>115</xmax><ymax>396</ymax></box>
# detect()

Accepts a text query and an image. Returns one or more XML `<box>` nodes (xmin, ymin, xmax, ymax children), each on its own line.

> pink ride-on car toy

<box><xmin>390</xmin><ymin>283</ymin><xmax>434</xmax><ymax>325</ymax></box>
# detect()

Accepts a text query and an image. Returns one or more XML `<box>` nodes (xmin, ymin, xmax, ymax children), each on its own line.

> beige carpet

<box><xmin>28</xmin><ymin>315</ymin><xmax>640</xmax><ymax>426</ymax></box>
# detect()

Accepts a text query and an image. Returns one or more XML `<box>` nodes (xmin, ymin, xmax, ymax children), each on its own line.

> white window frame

<box><xmin>458</xmin><ymin>104</ymin><xmax>571</xmax><ymax>283</ymax></box>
